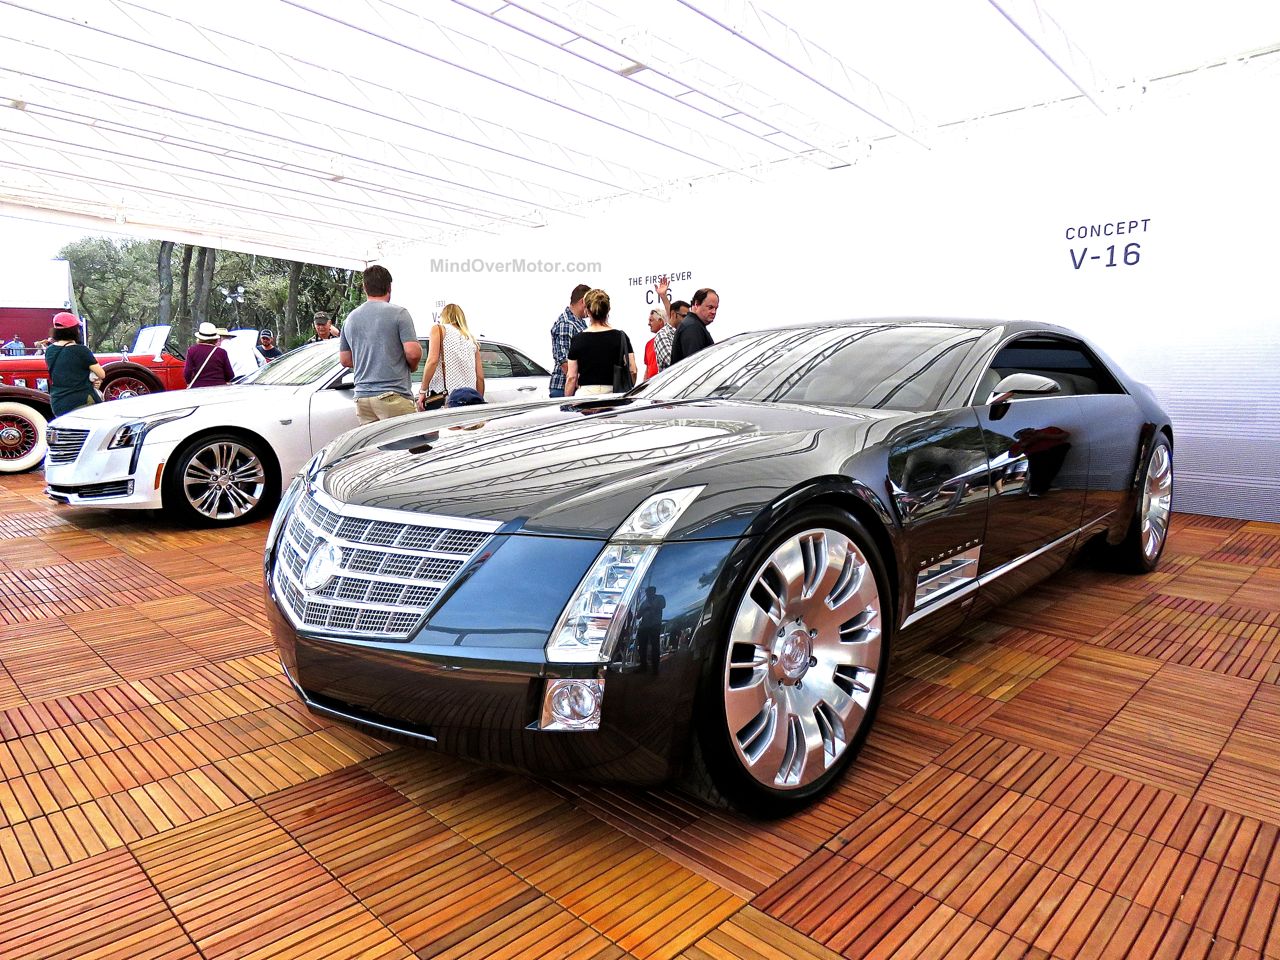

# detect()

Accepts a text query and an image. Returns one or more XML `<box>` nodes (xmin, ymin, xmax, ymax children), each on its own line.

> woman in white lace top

<box><xmin>417</xmin><ymin>303</ymin><xmax>485</xmax><ymax>409</ymax></box>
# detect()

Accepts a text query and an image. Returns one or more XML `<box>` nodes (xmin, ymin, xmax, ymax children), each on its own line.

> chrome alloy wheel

<box><xmin>723</xmin><ymin>527</ymin><xmax>883</xmax><ymax>791</ymax></box>
<box><xmin>182</xmin><ymin>440</ymin><xmax>266</xmax><ymax>520</ymax></box>
<box><xmin>1140</xmin><ymin>443</ymin><xmax>1173</xmax><ymax>562</ymax></box>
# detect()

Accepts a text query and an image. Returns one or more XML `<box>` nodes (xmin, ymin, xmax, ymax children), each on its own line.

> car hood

<box><xmin>314</xmin><ymin>397</ymin><xmax>904</xmax><ymax>540</ymax></box>
<box><xmin>52</xmin><ymin>383</ymin><xmax>302</xmax><ymax>424</ymax></box>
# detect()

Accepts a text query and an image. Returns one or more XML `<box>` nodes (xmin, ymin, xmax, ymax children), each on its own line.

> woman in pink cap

<box><xmin>43</xmin><ymin>313</ymin><xmax>106</xmax><ymax>417</ymax></box>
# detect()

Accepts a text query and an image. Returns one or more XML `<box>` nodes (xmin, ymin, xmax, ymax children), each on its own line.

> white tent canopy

<box><xmin>1</xmin><ymin>0</ymin><xmax>1277</xmax><ymax>266</ymax></box>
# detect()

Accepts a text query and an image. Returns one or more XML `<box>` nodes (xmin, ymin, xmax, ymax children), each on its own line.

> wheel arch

<box><xmin>1106</xmin><ymin>421</ymin><xmax>1174</xmax><ymax>546</ymax></box>
<box><xmin>101</xmin><ymin>361</ymin><xmax>164</xmax><ymax>392</ymax></box>
<box><xmin>0</xmin><ymin>386</ymin><xmax>53</xmax><ymax>422</ymax></box>
<box><xmin>167</xmin><ymin>424</ymin><xmax>283</xmax><ymax>489</ymax></box>
<box><xmin>744</xmin><ymin>477</ymin><xmax>902</xmax><ymax>619</ymax></box>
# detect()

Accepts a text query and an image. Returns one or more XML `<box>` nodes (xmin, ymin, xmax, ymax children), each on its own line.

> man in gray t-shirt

<box><xmin>339</xmin><ymin>265</ymin><xmax>423</xmax><ymax>424</ymax></box>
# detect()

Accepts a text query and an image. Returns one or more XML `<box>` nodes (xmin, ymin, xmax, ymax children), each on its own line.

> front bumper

<box><xmin>267</xmin><ymin>585</ymin><xmax>699</xmax><ymax>784</ymax></box>
<box><xmin>264</xmin><ymin>493</ymin><xmax>741</xmax><ymax>784</ymax></box>
<box><xmin>43</xmin><ymin>419</ymin><xmax>176</xmax><ymax>509</ymax></box>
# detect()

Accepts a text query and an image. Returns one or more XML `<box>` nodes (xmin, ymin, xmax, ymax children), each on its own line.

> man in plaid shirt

<box><xmin>549</xmin><ymin>284</ymin><xmax>591</xmax><ymax>397</ymax></box>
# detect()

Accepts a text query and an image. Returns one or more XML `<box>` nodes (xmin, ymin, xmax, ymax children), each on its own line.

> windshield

<box><xmin>242</xmin><ymin>340</ymin><xmax>340</xmax><ymax>386</ymax></box>
<box><xmin>637</xmin><ymin>323</ymin><xmax>986</xmax><ymax>411</ymax></box>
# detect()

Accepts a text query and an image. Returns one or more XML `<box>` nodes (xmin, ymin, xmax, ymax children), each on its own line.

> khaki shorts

<box><xmin>355</xmin><ymin>392</ymin><xmax>416</xmax><ymax>424</ymax></box>
<box><xmin>577</xmin><ymin>384</ymin><xmax>613</xmax><ymax>396</ymax></box>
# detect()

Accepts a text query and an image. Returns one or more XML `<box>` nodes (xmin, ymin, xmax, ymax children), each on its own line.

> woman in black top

<box><xmin>44</xmin><ymin>313</ymin><xmax>106</xmax><ymax>418</ymax></box>
<box><xmin>565</xmin><ymin>289</ymin><xmax>636</xmax><ymax>397</ymax></box>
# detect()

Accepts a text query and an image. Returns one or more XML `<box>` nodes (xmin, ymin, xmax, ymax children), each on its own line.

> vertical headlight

<box><xmin>546</xmin><ymin>543</ymin><xmax>659</xmax><ymax>663</ymax></box>
<box><xmin>545</xmin><ymin>486</ymin><xmax>703</xmax><ymax>664</ymax></box>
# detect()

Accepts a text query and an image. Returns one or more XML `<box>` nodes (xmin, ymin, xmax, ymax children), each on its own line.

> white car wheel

<box><xmin>0</xmin><ymin>402</ymin><xmax>48</xmax><ymax>473</ymax></box>
<box><xmin>164</xmin><ymin>432</ymin><xmax>278</xmax><ymax>526</ymax></box>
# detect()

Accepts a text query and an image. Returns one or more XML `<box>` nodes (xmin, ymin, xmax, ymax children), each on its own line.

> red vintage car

<box><xmin>0</xmin><ymin>325</ymin><xmax>261</xmax><ymax>472</ymax></box>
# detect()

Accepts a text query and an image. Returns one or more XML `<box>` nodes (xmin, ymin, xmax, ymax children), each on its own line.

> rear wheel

<box><xmin>0</xmin><ymin>402</ymin><xmax>48</xmax><ymax>473</ymax></box>
<box><xmin>163</xmin><ymin>432</ymin><xmax>277</xmax><ymax>526</ymax></box>
<box><xmin>1110</xmin><ymin>434</ymin><xmax>1173</xmax><ymax>573</ymax></box>
<box><xmin>692</xmin><ymin>508</ymin><xmax>891</xmax><ymax>816</ymax></box>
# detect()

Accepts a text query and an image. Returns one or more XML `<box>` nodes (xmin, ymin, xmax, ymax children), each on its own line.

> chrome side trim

<box><xmin>902</xmin><ymin>515</ymin><xmax>1112</xmax><ymax>631</ymax></box>
<box><xmin>309</xmin><ymin>484</ymin><xmax>502</xmax><ymax>532</ymax></box>
<box><xmin>902</xmin><ymin>580</ymin><xmax>979</xmax><ymax>631</ymax></box>
<box><xmin>280</xmin><ymin>661</ymin><xmax>438</xmax><ymax>744</ymax></box>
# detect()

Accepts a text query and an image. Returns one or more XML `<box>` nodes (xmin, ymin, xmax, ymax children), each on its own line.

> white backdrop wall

<box><xmin>383</xmin><ymin>88</ymin><xmax>1280</xmax><ymax>521</ymax></box>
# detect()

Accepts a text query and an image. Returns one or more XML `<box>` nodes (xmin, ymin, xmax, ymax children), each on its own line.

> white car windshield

<box><xmin>242</xmin><ymin>341</ymin><xmax>339</xmax><ymax>386</ymax></box>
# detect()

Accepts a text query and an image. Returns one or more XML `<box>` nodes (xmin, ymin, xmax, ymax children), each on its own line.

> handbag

<box><xmin>611</xmin><ymin>330</ymin><xmax>634</xmax><ymax>393</ymax></box>
<box><xmin>420</xmin><ymin>338</ymin><xmax>447</xmax><ymax>409</ymax></box>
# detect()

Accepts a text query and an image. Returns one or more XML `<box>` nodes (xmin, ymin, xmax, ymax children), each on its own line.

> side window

<box><xmin>504</xmin><ymin>346</ymin><xmax>549</xmax><ymax>377</ymax></box>
<box><xmin>480</xmin><ymin>344</ymin><xmax>513</xmax><ymax>379</ymax></box>
<box><xmin>986</xmin><ymin>335</ymin><xmax>1125</xmax><ymax>397</ymax></box>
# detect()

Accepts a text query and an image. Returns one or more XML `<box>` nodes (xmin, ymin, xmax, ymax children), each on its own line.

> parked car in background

<box><xmin>262</xmin><ymin>318</ymin><xmax>1174</xmax><ymax>814</ymax></box>
<box><xmin>43</xmin><ymin>337</ymin><xmax>549</xmax><ymax>523</ymax></box>
<box><xmin>0</xmin><ymin>325</ymin><xmax>261</xmax><ymax>472</ymax></box>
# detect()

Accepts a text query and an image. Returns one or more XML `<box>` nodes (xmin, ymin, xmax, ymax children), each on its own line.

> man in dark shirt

<box><xmin>256</xmin><ymin>329</ymin><xmax>283</xmax><ymax>360</ymax></box>
<box><xmin>669</xmin><ymin>287</ymin><xmax>718</xmax><ymax>365</ymax></box>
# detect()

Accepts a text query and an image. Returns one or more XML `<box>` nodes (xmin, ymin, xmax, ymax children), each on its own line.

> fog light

<box><xmin>540</xmin><ymin>678</ymin><xmax>604</xmax><ymax>731</ymax></box>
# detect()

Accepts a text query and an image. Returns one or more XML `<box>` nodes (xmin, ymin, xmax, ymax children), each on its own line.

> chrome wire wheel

<box><xmin>0</xmin><ymin>402</ymin><xmax>47</xmax><ymax>473</ymax></box>
<box><xmin>182</xmin><ymin>440</ymin><xmax>266</xmax><ymax>521</ymax></box>
<box><xmin>0</xmin><ymin>414</ymin><xmax>38</xmax><ymax>460</ymax></box>
<box><xmin>102</xmin><ymin>375</ymin><xmax>155</xmax><ymax>400</ymax></box>
<box><xmin>1140</xmin><ymin>443</ymin><xmax>1173</xmax><ymax>562</ymax></box>
<box><xmin>723</xmin><ymin>526</ymin><xmax>883</xmax><ymax>792</ymax></box>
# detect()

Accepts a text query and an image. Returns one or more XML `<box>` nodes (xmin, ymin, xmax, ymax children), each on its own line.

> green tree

<box><xmin>58</xmin><ymin>237</ymin><xmax>158</xmax><ymax>351</ymax></box>
<box><xmin>60</xmin><ymin>235</ymin><xmax>362</xmax><ymax>352</ymax></box>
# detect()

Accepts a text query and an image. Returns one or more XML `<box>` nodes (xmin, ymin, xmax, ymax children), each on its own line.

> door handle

<box><xmin>518</xmin><ymin>386</ymin><xmax>536</xmax><ymax>391</ymax></box>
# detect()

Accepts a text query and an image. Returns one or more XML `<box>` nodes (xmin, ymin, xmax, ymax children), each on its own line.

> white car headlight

<box><xmin>107</xmin><ymin>407</ymin><xmax>196</xmax><ymax>449</ymax></box>
<box><xmin>612</xmin><ymin>486</ymin><xmax>704</xmax><ymax>541</ymax></box>
<box><xmin>546</xmin><ymin>487</ymin><xmax>703</xmax><ymax>664</ymax></box>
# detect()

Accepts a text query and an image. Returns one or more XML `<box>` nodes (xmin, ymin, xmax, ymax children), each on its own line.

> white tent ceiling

<box><xmin>1</xmin><ymin>0</ymin><xmax>1277</xmax><ymax>267</ymax></box>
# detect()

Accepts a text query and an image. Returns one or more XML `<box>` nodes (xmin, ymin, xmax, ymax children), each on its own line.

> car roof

<box><xmin>759</xmin><ymin>317</ymin><xmax>1080</xmax><ymax>339</ymax></box>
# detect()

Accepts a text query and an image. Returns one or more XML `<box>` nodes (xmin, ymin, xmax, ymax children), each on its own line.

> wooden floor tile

<box><xmin>976</xmin><ymin>645</ymin><xmax>1157</xmax><ymax>756</ymax></box>
<box><xmin>1078</xmin><ymin>663</ymin><xmax>1256</xmax><ymax>796</ymax></box>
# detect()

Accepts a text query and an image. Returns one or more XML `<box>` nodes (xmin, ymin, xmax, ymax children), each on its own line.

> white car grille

<box><xmin>46</xmin><ymin>427</ymin><xmax>90</xmax><ymax>464</ymax></box>
<box><xmin>273</xmin><ymin>487</ymin><xmax>498</xmax><ymax>639</ymax></box>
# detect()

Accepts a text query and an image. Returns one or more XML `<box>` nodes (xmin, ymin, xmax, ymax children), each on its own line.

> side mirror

<box><xmin>332</xmin><ymin>371</ymin><xmax>355</xmax><ymax>390</ymax></box>
<box><xmin>986</xmin><ymin>373</ymin><xmax>1059</xmax><ymax>405</ymax></box>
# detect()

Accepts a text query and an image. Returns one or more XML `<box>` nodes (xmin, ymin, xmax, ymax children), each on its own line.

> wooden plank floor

<box><xmin>1</xmin><ymin>468</ymin><xmax>1278</xmax><ymax>960</ymax></box>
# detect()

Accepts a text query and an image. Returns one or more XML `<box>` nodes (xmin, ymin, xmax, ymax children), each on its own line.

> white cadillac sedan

<box><xmin>43</xmin><ymin>337</ymin><xmax>549</xmax><ymax>525</ymax></box>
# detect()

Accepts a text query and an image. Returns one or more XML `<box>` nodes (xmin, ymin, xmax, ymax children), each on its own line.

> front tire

<box><xmin>0</xmin><ymin>402</ymin><xmax>48</xmax><ymax>473</ymax></box>
<box><xmin>163</xmin><ymin>432</ymin><xmax>278</xmax><ymax>526</ymax></box>
<box><xmin>1110</xmin><ymin>433</ymin><xmax>1173</xmax><ymax>573</ymax></box>
<box><xmin>692</xmin><ymin>508</ymin><xmax>891</xmax><ymax>816</ymax></box>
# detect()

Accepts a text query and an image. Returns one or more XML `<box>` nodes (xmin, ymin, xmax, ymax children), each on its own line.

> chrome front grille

<box><xmin>273</xmin><ymin>487</ymin><xmax>499</xmax><ymax>640</ymax></box>
<box><xmin>46</xmin><ymin>428</ymin><xmax>89</xmax><ymax>464</ymax></box>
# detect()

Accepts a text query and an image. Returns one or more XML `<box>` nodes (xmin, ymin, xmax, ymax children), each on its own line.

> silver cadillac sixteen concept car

<box><xmin>264</xmin><ymin>319</ymin><xmax>1173</xmax><ymax>814</ymax></box>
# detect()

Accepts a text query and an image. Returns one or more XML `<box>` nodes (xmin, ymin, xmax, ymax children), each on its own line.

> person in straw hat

<box><xmin>183</xmin><ymin>321</ymin><xmax>235</xmax><ymax>388</ymax></box>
